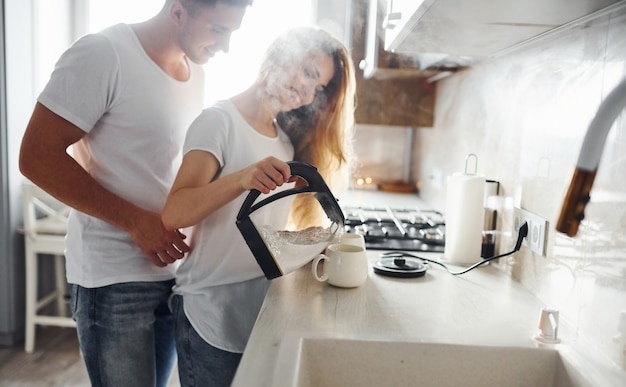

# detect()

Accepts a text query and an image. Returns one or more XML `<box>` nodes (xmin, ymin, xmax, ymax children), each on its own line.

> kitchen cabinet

<box><xmin>353</xmin><ymin>76</ymin><xmax>436</xmax><ymax>127</ymax></box>
<box><xmin>351</xmin><ymin>0</ymin><xmax>437</xmax><ymax>127</ymax></box>
<box><xmin>384</xmin><ymin>0</ymin><xmax>623</xmax><ymax>68</ymax></box>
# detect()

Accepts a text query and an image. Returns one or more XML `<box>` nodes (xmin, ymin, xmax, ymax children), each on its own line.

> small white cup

<box><xmin>312</xmin><ymin>243</ymin><xmax>369</xmax><ymax>288</ymax></box>
<box><xmin>335</xmin><ymin>233</ymin><xmax>366</xmax><ymax>249</ymax></box>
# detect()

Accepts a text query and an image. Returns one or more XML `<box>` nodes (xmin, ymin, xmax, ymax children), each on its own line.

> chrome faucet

<box><xmin>556</xmin><ymin>77</ymin><xmax>626</xmax><ymax>237</ymax></box>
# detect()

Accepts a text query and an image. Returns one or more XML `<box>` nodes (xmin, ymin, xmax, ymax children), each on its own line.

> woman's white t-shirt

<box><xmin>174</xmin><ymin>100</ymin><xmax>295</xmax><ymax>352</ymax></box>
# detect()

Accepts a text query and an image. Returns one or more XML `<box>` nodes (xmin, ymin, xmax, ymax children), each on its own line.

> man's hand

<box><xmin>129</xmin><ymin>210</ymin><xmax>190</xmax><ymax>267</ymax></box>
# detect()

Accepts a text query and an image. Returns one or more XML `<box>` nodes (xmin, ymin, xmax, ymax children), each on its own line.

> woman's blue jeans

<box><xmin>69</xmin><ymin>280</ymin><xmax>177</xmax><ymax>387</ymax></box>
<box><xmin>171</xmin><ymin>294</ymin><xmax>242</xmax><ymax>387</ymax></box>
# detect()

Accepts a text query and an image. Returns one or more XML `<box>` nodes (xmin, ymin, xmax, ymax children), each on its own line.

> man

<box><xmin>19</xmin><ymin>1</ymin><xmax>252</xmax><ymax>386</ymax></box>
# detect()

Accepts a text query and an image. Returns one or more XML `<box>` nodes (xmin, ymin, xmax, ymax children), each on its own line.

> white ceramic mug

<box><xmin>335</xmin><ymin>233</ymin><xmax>366</xmax><ymax>249</ymax></box>
<box><xmin>311</xmin><ymin>243</ymin><xmax>369</xmax><ymax>288</ymax></box>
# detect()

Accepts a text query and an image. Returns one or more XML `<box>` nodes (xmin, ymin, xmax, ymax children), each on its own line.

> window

<box><xmin>86</xmin><ymin>0</ymin><xmax>314</xmax><ymax>105</ymax></box>
<box><xmin>88</xmin><ymin>0</ymin><xmax>163</xmax><ymax>32</ymax></box>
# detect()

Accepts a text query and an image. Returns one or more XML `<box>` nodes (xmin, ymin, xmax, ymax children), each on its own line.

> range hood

<box><xmin>363</xmin><ymin>0</ymin><xmax>624</xmax><ymax>78</ymax></box>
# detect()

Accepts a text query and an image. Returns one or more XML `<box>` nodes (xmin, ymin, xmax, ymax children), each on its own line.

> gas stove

<box><xmin>341</xmin><ymin>205</ymin><xmax>445</xmax><ymax>252</ymax></box>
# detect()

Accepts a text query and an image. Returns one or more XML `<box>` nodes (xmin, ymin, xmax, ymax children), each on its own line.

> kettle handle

<box><xmin>236</xmin><ymin>161</ymin><xmax>331</xmax><ymax>220</ymax></box>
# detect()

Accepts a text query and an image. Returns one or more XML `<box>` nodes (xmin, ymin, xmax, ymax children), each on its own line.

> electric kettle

<box><xmin>236</xmin><ymin>161</ymin><xmax>345</xmax><ymax>279</ymax></box>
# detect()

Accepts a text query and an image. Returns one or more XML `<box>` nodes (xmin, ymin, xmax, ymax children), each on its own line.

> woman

<box><xmin>162</xmin><ymin>27</ymin><xmax>356</xmax><ymax>386</ymax></box>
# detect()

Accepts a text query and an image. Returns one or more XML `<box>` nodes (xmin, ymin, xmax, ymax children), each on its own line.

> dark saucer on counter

<box><xmin>373</xmin><ymin>256</ymin><xmax>427</xmax><ymax>278</ymax></box>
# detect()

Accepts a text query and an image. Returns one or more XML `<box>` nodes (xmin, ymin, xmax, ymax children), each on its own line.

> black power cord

<box><xmin>382</xmin><ymin>222</ymin><xmax>529</xmax><ymax>276</ymax></box>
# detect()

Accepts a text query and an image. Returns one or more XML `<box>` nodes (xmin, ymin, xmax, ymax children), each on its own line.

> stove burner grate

<box><xmin>341</xmin><ymin>205</ymin><xmax>445</xmax><ymax>252</ymax></box>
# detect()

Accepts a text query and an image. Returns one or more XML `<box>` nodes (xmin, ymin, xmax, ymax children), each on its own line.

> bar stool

<box><xmin>21</xmin><ymin>181</ymin><xmax>75</xmax><ymax>353</ymax></box>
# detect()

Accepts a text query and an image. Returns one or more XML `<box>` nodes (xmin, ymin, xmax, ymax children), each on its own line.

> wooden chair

<box><xmin>21</xmin><ymin>181</ymin><xmax>75</xmax><ymax>353</ymax></box>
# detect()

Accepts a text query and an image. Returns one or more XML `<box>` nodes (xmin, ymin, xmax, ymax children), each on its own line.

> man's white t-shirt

<box><xmin>37</xmin><ymin>24</ymin><xmax>205</xmax><ymax>287</ymax></box>
<box><xmin>174</xmin><ymin>100</ymin><xmax>295</xmax><ymax>352</ymax></box>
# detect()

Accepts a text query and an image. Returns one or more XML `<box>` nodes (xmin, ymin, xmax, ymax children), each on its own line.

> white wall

<box><xmin>352</xmin><ymin>3</ymin><xmax>626</xmax><ymax>371</ymax></box>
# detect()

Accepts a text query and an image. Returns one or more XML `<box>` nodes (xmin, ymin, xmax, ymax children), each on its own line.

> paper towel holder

<box><xmin>465</xmin><ymin>153</ymin><xmax>478</xmax><ymax>175</ymax></box>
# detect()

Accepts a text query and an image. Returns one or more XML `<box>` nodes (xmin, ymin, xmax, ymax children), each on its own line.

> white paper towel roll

<box><xmin>444</xmin><ymin>173</ymin><xmax>485</xmax><ymax>265</ymax></box>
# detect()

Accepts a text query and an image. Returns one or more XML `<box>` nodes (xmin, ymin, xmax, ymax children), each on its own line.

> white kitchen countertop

<box><xmin>232</xmin><ymin>253</ymin><xmax>548</xmax><ymax>386</ymax></box>
<box><xmin>231</xmin><ymin>190</ymin><xmax>626</xmax><ymax>386</ymax></box>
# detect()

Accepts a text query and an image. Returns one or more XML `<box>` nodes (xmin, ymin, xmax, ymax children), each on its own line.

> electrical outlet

<box><xmin>514</xmin><ymin>207</ymin><xmax>548</xmax><ymax>256</ymax></box>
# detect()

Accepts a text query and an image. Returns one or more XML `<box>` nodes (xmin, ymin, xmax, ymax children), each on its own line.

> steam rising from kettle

<box><xmin>556</xmin><ymin>77</ymin><xmax>626</xmax><ymax>237</ymax></box>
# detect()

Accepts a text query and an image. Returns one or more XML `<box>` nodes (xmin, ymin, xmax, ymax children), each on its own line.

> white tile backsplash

<box><xmin>353</xmin><ymin>4</ymin><xmax>626</xmax><ymax>371</ymax></box>
<box><xmin>351</xmin><ymin>125</ymin><xmax>411</xmax><ymax>184</ymax></box>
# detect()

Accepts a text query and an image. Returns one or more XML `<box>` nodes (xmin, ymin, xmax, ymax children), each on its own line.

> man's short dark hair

<box><xmin>179</xmin><ymin>0</ymin><xmax>254</xmax><ymax>16</ymax></box>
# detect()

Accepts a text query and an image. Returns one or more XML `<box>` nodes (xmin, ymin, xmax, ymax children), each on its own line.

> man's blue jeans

<box><xmin>171</xmin><ymin>294</ymin><xmax>242</xmax><ymax>387</ymax></box>
<box><xmin>69</xmin><ymin>280</ymin><xmax>176</xmax><ymax>387</ymax></box>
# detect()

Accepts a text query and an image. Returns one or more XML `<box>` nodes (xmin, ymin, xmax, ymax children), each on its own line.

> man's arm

<box><xmin>19</xmin><ymin>102</ymin><xmax>189</xmax><ymax>266</ymax></box>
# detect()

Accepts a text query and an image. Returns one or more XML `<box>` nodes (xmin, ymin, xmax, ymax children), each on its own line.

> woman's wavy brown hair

<box><xmin>259</xmin><ymin>27</ymin><xmax>356</xmax><ymax>229</ymax></box>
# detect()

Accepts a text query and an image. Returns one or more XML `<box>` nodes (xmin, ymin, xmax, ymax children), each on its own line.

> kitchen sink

<box><xmin>272</xmin><ymin>334</ymin><xmax>590</xmax><ymax>387</ymax></box>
